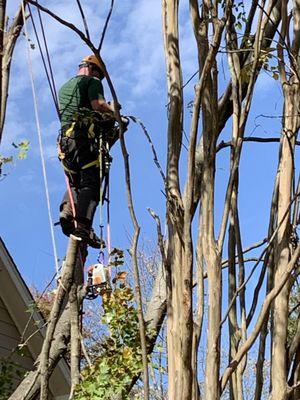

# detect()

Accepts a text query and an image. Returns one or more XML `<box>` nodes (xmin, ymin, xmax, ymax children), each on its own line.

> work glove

<box><xmin>108</xmin><ymin>101</ymin><xmax>122</xmax><ymax>112</ymax></box>
<box><xmin>121</xmin><ymin>116</ymin><xmax>130</xmax><ymax>131</ymax></box>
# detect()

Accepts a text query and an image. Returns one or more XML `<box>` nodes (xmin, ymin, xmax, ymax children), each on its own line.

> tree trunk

<box><xmin>1</xmin><ymin>5</ymin><xmax>23</xmax><ymax>143</ymax></box>
<box><xmin>270</xmin><ymin>82</ymin><xmax>298</xmax><ymax>400</ymax></box>
<box><xmin>162</xmin><ymin>0</ymin><xmax>194</xmax><ymax>399</ymax></box>
<box><xmin>9</xmin><ymin>241</ymin><xmax>85</xmax><ymax>400</ymax></box>
<box><xmin>202</xmin><ymin>159</ymin><xmax>221</xmax><ymax>400</ymax></box>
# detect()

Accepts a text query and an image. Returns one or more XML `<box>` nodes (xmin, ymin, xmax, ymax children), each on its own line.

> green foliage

<box><xmin>0</xmin><ymin>357</ymin><xmax>25</xmax><ymax>399</ymax></box>
<box><xmin>240</xmin><ymin>48</ymin><xmax>278</xmax><ymax>84</ymax></box>
<box><xmin>0</xmin><ymin>155</ymin><xmax>13</xmax><ymax>179</ymax></box>
<box><xmin>0</xmin><ymin>140</ymin><xmax>30</xmax><ymax>179</ymax></box>
<box><xmin>109</xmin><ymin>248</ymin><xmax>125</xmax><ymax>268</ymax></box>
<box><xmin>233</xmin><ymin>1</ymin><xmax>247</xmax><ymax>30</ymax></box>
<box><xmin>74</xmin><ymin>282</ymin><xmax>143</xmax><ymax>400</ymax></box>
<box><xmin>15</xmin><ymin>140</ymin><xmax>30</xmax><ymax>160</ymax></box>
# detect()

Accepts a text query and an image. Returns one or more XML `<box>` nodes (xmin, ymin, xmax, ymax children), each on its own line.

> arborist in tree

<box><xmin>57</xmin><ymin>54</ymin><xmax>122</xmax><ymax>248</ymax></box>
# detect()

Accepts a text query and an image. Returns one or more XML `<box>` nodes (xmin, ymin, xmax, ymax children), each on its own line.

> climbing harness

<box><xmin>56</xmin><ymin>111</ymin><xmax>129</xmax><ymax>299</ymax></box>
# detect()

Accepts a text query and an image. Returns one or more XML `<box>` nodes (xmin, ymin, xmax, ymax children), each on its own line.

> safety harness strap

<box><xmin>81</xmin><ymin>159</ymin><xmax>99</xmax><ymax>170</ymax></box>
<box><xmin>61</xmin><ymin>163</ymin><xmax>77</xmax><ymax>174</ymax></box>
<box><xmin>64</xmin><ymin>121</ymin><xmax>76</xmax><ymax>137</ymax></box>
<box><xmin>61</xmin><ymin>159</ymin><xmax>100</xmax><ymax>175</ymax></box>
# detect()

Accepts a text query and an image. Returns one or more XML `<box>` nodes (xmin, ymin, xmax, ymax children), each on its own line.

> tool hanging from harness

<box><xmin>85</xmin><ymin>257</ymin><xmax>112</xmax><ymax>300</ymax></box>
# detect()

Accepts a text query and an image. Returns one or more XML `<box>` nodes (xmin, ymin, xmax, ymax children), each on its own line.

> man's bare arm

<box><xmin>91</xmin><ymin>99</ymin><xmax>115</xmax><ymax>114</ymax></box>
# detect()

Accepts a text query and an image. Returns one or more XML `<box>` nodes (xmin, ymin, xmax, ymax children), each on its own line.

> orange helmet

<box><xmin>81</xmin><ymin>55</ymin><xmax>101</xmax><ymax>69</ymax></box>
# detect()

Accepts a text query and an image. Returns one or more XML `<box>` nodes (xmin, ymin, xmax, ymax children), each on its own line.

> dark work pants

<box><xmin>59</xmin><ymin>130</ymin><xmax>102</xmax><ymax>227</ymax></box>
<box><xmin>61</xmin><ymin>166</ymin><xmax>103</xmax><ymax>226</ymax></box>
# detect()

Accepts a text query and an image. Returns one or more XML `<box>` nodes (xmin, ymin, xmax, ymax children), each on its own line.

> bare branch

<box><xmin>98</xmin><ymin>0</ymin><xmax>114</xmax><ymax>51</ymax></box>
<box><xmin>76</xmin><ymin>0</ymin><xmax>90</xmax><ymax>40</ymax></box>
<box><xmin>118</xmin><ymin>123</ymin><xmax>149</xmax><ymax>400</ymax></box>
<box><xmin>288</xmin><ymin>380</ymin><xmax>300</xmax><ymax>394</ymax></box>
<box><xmin>26</xmin><ymin>0</ymin><xmax>90</xmax><ymax>44</ymax></box>
<box><xmin>217</xmin><ymin>136</ymin><xmax>300</xmax><ymax>152</ymax></box>
<box><xmin>221</xmin><ymin>243</ymin><xmax>300</xmax><ymax>392</ymax></box>
<box><xmin>221</xmin><ymin>192</ymin><xmax>300</xmax><ymax>328</ymax></box>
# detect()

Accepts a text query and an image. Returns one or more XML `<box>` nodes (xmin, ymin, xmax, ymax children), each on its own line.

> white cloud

<box><xmin>7</xmin><ymin>0</ymin><xmax>200</xmax><ymax>114</ymax></box>
<box><xmin>102</xmin><ymin>0</ymin><xmax>165</xmax><ymax>99</ymax></box>
<box><xmin>1</xmin><ymin>100</ymin><xmax>33</xmax><ymax>152</ymax></box>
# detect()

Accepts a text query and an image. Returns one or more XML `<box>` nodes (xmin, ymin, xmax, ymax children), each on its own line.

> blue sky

<box><xmin>2</xmin><ymin>0</ymin><xmax>292</xmax><ymax>302</ymax></box>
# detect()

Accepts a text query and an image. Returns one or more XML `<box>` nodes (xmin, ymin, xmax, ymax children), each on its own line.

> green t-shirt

<box><xmin>59</xmin><ymin>75</ymin><xmax>105</xmax><ymax>127</ymax></box>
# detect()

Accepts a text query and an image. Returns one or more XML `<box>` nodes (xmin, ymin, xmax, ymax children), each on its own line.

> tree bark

<box><xmin>270</xmin><ymin>82</ymin><xmax>299</xmax><ymax>400</ymax></box>
<box><xmin>162</xmin><ymin>1</ymin><xmax>188</xmax><ymax>399</ymax></box>
<box><xmin>9</xmin><ymin>247</ymin><xmax>85</xmax><ymax>400</ymax></box>
<box><xmin>202</xmin><ymin>162</ymin><xmax>221</xmax><ymax>400</ymax></box>
<box><xmin>1</xmin><ymin>4</ymin><xmax>24</xmax><ymax>144</ymax></box>
<box><xmin>69</xmin><ymin>283</ymin><xmax>81</xmax><ymax>398</ymax></box>
<box><xmin>39</xmin><ymin>238</ymin><xmax>80</xmax><ymax>399</ymax></box>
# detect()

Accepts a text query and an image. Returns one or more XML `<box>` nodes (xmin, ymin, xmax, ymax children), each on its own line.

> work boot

<box><xmin>71</xmin><ymin>223</ymin><xmax>105</xmax><ymax>249</ymax></box>
<box><xmin>59</xmin><ymin>202</ymin><xmax>75</xmax><ymax>236</ymax></box>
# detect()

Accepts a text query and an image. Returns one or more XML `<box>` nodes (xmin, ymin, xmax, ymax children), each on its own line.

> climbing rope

<box><xmin>27</xmin><ymin>3</ymin><xmax>60</xmax><ymax>118</ymax></box>
<box><xmin>97</xmin><ymin>133</ymin><xmax>112</xmax><ymax>273</ymax></box>
<box><xmin>25</xmin><ymin>5</ymin><xmax>88</xmax><ymax>278</ymax></box>
<box><xmin>22</xmin><ymin>3</ymin><xmax>59</xmax><ymax>275</ymax></box>
<box><xmin>106</xmin><ymin>169</ymin><xmax>112</xmax><ymax>259</ymax></box>
<box><xmin>99</xmin><ymin>132</ymin><xmax>104</xmax><ymax>257</ymax></box>
<box><xmin>35</xmin><ymin>2</ymin><xmax>59</xmax><ymax>110</ymax></box>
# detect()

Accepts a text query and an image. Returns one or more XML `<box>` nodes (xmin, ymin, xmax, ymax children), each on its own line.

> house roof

<box><xmin>0</xmin><ymin>237</ymin><xmax>70</xmax><ymax>398</ymax></box>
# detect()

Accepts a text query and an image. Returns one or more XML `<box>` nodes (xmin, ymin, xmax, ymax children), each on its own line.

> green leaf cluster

<box><xmin>109</xmin><ymin>248</ymin><xmax>125</xmax><ymax>268</ymax></box>
<box><xmin>259</xmin><ymin>48</ymin><xmax>279</xmax><ymax>80</ymax></box>
<box><xmin>0</xmin><ymin>358</ymin><xmax>25</xmax><ymax>399</ymax></box>
<box><xmin>74</xmin><ymin>283</ymin><xmax>142</xmax><ymax>399</ymax></box>
<box><xmin>0</xmin><ymin>140</ymin><xmax>30</xmax><ymax>179</ymax></box>
<box><xmin>15</xmin><ymin>140</ymin><xmax>30</xmax><ymax>160</ymax></box>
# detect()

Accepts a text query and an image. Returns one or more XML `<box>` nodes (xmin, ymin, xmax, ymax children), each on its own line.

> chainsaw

<box><xmin>85</xmin><ymin>262</ymin><xmax>112</xmax><ymax>300</ymax></box>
